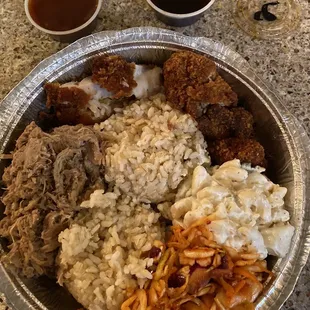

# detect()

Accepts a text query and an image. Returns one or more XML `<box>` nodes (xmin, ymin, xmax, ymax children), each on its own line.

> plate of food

<box><xmin>0</xmin><ymin>27</ymin><xmax>309</xmax><ymax>310</ymax></box>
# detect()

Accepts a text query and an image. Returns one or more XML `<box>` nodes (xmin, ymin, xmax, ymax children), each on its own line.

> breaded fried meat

<box><xmin>163</xmin><ymin>51</ymin><xmax>238</xmax><ymax>118</ymax></box>
<box><xmin>208</xmin><ymin>138</ymin><xmax>265</xmax><ymax>167</ymax></box>
<box><xmin>197</xmin><ymin>105</ymin><xmax>234</xmax><ymax>140</ymax></box>
<box><xmin>44</xmin><ymin>83</ymin><xmax>94</xmax><ymax>125</ymax></box>
<box><xmin>92</xmin><ymin>55</ymin><xmax>137</xmax><ymax>98</ymax></box>
<box><xmin>198</xmin><ymin>105</ymin><xmax>254</xmax><ymax>140</ymax></box>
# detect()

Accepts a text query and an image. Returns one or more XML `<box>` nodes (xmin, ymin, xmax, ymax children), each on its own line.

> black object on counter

<box><xmin>254</xmin><ymin>1</ymin><xmax>279</xmax><ymax>22</ymax></box>
<box><xmin>254</xmin><ymin>11</ymin><xmax>263</xmax><ymax>21</ymax></box>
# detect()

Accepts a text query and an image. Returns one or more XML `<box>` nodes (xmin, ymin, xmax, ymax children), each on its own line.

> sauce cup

<box><xmin>146</xmin><ymin>0</ymin><xmax>216</xmax><ymax>27</ymax></box>
<box><xmin>24</xmin><ymin>0</ymin><xmax>103</xmax><ymax>43</ymax></box>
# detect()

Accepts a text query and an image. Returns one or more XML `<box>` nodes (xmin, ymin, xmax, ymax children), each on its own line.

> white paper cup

<box><xmin>24</xmin><ymin>0</ymin><xmax>103</xmax><ymax>43</ymax></box>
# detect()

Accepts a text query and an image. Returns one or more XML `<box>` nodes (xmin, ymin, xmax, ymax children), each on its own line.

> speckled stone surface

<box><xmin>0</xmin><ymin>0</ymin><xmax>309</xmax><ymax>309</ymax></box>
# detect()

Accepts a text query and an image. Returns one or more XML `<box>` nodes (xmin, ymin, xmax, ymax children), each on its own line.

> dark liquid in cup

<box><xmin>151</xmin><ymin>0</ymin><xmax>210</xmax><ymax>14</ymax></box>
<box><xmin>29</xmin><ymin>0</ymin><xmax>98</xmax><ymax>31</ymax></box>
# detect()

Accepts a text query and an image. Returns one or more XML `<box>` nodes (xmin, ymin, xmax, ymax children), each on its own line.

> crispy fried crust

<box><xmin>92</xmin><ymin>55</ymin><xmax>137</xmax><ymax>98</ymax></box>
<box><xmin>163</xmin><ymin>51</ymin><xmax>238</xmax><ymax>118</ymax></box>
<box><xmin>187</xmin><ymin>75</ymin><xmax>237</xmax><ymax>104</ymax></box>
<box><xmin>163</xmin><ymin>51</ymin><xmax>217</xmax><ymax>110</ymax></box>
<box><xmin>231</xmin><ymin>107</ymin><xmax>254</xmax><ymax>138</ymax></box>
<box><xmin>44</xmin><ymin>83</ymin><xmax>94</xmax><ymax>125</ymax></box>
<box><xmin>198</xmin><ymin>106</ymin><xmax>254</xmax><ymax>140</ymax></box>
<box><xmin>197</xmin><ymin>105</ymin><xmax>234</xmax><ymax>140</ymax></box>
<box><xmin>45</xmin><ymin>82</ymin><xmax>60</xmax><ymax>108</ymax></box>
<box><xmin>208</xmin><ymin>138</ymin><xmax>265</xmax><ymax>167</ymax></box>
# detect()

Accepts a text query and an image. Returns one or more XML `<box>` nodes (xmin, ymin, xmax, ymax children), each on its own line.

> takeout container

<box><xmin>24</xmin><ymin>0</ymin><xmax>103</xmax><ymax>43</ymax></box>
<box><xmin>146</xmin><ymin>0</ymin><xmax>216</xmax><ymax>26</ymax></box>
<box><xmin>0</xmin><ymin>27</ymin><xmax>309</xmax><ymax>310</ymax></box>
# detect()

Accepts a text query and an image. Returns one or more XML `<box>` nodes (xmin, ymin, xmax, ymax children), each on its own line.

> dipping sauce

<box><xmin>28</xmin><ymin>0</ymin><xmax>98</xmax><ymax>31</ymax></box>
<box><xmin>151</xmin><ymin>0</ymin><xmax>210</xmax><ymax>14</ymax></box>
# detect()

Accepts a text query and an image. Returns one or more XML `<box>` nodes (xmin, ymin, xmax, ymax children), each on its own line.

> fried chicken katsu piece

<box><xmin>163</xmin><ymin>51</ymin><xmax>238</xmax><ymax>118</ymax></box>
<box><xmin>44</xmin><ymin>83</ymin><xmax>94</xmax><ymax>125</ymax></box>
<box><xmin>208</xmin><ymin>138</ymin><xmax>265</xmax><ymax>167</ymax></box>
<box><xmin>43</xmin><ymin>56</ymin><xmax>163</xmax><ymax>126</ymax></box>
<box><xmin>231</xmin><ymin>107</ymin><xmax>254</xmax><ymax>138</ymax></box>
<box><xmin>197</xmin><ymin>105</ymin><xmax>234</xmax><ymax>140</ymax></box>
<box><xmin>163</xmin><ymin>51</ymin><xmax>217</xmax><ymax>110</ymax></box>
<box><xmin>186</xmin><ymin>75</ymin><xmax>239</xmax><ymax>118</ymax></box>
<box><xmin>92</xmin><ymin>55</ymin><xmax>137</xmax><ymax>98</ymax></box>
<box><xmin>198</xmin><ymin>106</ymin><xmax>254</xmax><ymax>140</ymax></box>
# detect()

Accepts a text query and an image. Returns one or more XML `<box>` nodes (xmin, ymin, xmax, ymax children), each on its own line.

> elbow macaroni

<box><xmin>168</xmin><ymin>159</ymin><xmax>294</xmax><ymax>259</ymax></box>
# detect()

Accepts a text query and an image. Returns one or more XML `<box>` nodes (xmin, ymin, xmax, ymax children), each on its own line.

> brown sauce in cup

<box><xmin>151</xmin><ymin>0</ymin><xmax>210</xmax><ymax>14</ymax></box>
<box><xmin>28</xmin><ymin>0</ymin><xmax>98</xmax><ymax>31</ymax></box>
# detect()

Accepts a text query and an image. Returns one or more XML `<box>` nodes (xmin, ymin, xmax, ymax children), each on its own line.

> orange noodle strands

<box><xmin>219</xmin><ymin>277</ymin><xmax>235</xmax><ymax>299</ymax></box>
<box><xmin>233</xmin><ymin>267</ymin><xmax>262</xmax><ymax>284</ymax></box>
<box><xmin>121</xmin><ymin>219</ymin><xmax>273</xmax><ymax>310</ymax></box>
<box><xmin>234</xmin><ymin>280</ymin><xmax>246</xmax><ymax>293</ymax></box>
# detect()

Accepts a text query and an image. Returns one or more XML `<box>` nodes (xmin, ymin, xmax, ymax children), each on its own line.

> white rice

<box><xmin>58</xmin><ymin>189</ymin><xmax>164</xmax><ymax>310</ymax></box>
<box><xmin>95</xmin><ymin>94</ymin><xmax>210</xmax><ymax>203</ymax></box>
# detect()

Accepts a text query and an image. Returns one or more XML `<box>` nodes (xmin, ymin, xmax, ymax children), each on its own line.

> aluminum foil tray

<box><xmin>0</xmin><ymin>27</ymin><xmax>309</xmax><ymax>310</ymax></box>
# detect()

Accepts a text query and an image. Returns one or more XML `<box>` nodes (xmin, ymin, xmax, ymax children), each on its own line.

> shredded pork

<box><xmin>0</xmin><ymin>122</ymin><xmax>105</xmax><ymax>278</ymax></box>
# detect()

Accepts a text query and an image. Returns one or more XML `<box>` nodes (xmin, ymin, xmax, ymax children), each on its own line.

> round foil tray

<box><xmin>0</xmin><ymin>27</ymin><xmax>309</xmax><ymax>310</ymax></box>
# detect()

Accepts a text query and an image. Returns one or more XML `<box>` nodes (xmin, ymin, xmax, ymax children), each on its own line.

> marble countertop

<box><xmin>0</xmin><ymin>0</ymin><xmax>309</xmax><ymax>309</ymax></box>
